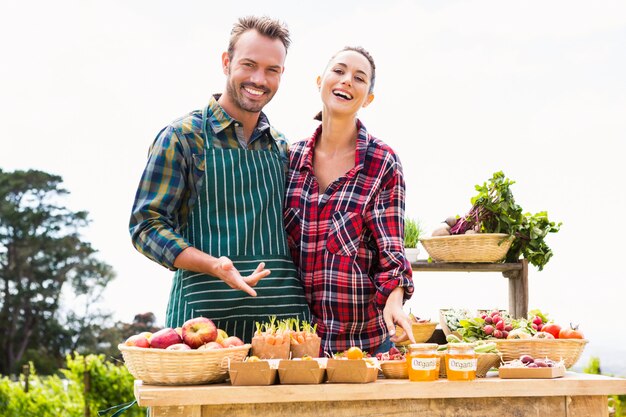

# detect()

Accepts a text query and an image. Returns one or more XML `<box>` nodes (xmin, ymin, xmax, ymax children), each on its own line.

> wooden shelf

<box><xmin>411</xmin><ymin>259</ymin><xmax>529</xmax><ymax>318</ymax></box>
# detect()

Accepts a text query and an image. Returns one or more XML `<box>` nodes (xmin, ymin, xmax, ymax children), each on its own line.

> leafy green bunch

<box><xmin>404</xmin><ymin>218</ymin><xmax>423</xmax><ymax>249</ymax></box>
<box><xmin>450</xmin><ymin>171</ymin><xmax>561</xmax><ymax>270</ymax></box>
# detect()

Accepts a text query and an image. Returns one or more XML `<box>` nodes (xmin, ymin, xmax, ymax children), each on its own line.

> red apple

<box><xmin>124</xmin><ymin>334</ymin><xmax>150</xmax><ymax>348</ymax></box>
<box><xmin>221</xmin><ymin>336</ymin><xmax>244</xmax><ymax>348</ymax></box>
<box><xmin>198</xmin><ymin>341</ymin><xmax>223</xmax><ymax>350</ymax></box>
<box><xmin>174</xmin><ymin>327</ymin><xmax>182</xmax><ymax>337</ymax></box>
<box><xmin>181</xmin><ymin>317</ymin><xmax>217</xmax><ymax>349</ymax></box>
<box><xmin>166</xmin><ymin>343</ymin><xmax>192</xmax><ymax>351</ymax></box>
<box><xmin>150</xmin><ymin>328</ymin><xmax>182</xmax><ymax>349</ymax></box>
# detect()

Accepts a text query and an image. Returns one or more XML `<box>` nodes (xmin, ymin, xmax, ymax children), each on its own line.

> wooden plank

<box><xmin>412</xmin><ymin>261</ymin><xmax>523</xmax><ymax>273</ymax></box>
<box><xmin>150</xmin><ymin>405</ymin><xmax>201</xmax><ymax>417</ymax></box>
<box><xmin>567</xmin><ymin>395</ymin><xmax>609</xmax><ymax>417</ymax></box>
<box><xmin>508</xmin><ymin>259</ymin><xmax>529</xmax><ymax>318</ymax></box>
<box><xmin>151</xmin><ymin>396</ymin><xmax>604</xmax><ymax>417</ymax></box>
<box><xmin>185</xmin><ymin>397</ymin><xmax>568</xmax><ymax>417</ymax></box>
<box><xmin>134</xmin><ymin>373</ymin><xmax>626</xmax><ymax>407</ymax></box>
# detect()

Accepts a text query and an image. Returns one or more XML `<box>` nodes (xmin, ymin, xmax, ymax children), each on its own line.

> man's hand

<box><xmin>173</xmin><ymin>247</ymin><xmax>270</xmax><ymax>296</ymax></box>
<box><xmin>383</xmin><ymin>286</ymin><xmax>416</xmax><ymax>344</ymax></box>
<box><xmin>213</xmin><ymin>256</ymin><xmax>269</xmax><ymax>296</ymax></box>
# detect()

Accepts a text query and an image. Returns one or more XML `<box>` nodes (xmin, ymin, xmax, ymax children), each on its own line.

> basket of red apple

<box><xmin>118</xmin><ymin>317</ymin><xmax>250</xmax><ymax>385</ymax></box>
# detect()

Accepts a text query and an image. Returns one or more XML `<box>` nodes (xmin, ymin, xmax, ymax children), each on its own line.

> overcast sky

<box><xmin>1</xmin><ymin>1</ymin><xmax>625</xmax><ymax>368</ymax></box>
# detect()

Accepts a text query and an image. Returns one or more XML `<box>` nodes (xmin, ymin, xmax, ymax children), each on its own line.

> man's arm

<box><xmin>130</xmin><ymin>125</ymin><xmax>269</xmax><ymax>295</ymax></box>
<box><xmin>129</xmin><ymin>126</ymin><xmax>191</xmax><ymax>270</ymax></box>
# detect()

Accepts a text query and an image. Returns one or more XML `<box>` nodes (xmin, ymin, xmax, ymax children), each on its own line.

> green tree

<box><xmin>0</xmin><ymin>169</ymin><xmax>115</xmax><ymax>375</ymax></box>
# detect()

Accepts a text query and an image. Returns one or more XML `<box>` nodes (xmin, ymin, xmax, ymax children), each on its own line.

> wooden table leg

<box><xmin>506</xmin><ymin>259</ymin><xmax>528</xmax><ymax>318</ymax></box>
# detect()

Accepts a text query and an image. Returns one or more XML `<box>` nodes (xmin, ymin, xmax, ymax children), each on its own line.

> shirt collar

<box><xmin>299</xmin><ymin>119</ymin><xmax>369</xmax><ymax>173</ymax></box>
<box><xmin>206</xmin><ymin>94</ymin><xmax>273</xmax><ymax>140</ymax></box>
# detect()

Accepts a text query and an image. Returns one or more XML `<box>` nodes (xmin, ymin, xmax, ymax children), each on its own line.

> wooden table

<box><xmin>412</xmin><ymin>259</ymin><xmax>529</xmax><ymax>318</ymax></box>
<box><xmin>135</xmin><ymin>372</ymin><xmax>626</xmax><ymax>417</ymax></box>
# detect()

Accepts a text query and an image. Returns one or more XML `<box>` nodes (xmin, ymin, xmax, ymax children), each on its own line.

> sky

<box><xmin>1</xmin><ymin>1</ymin><xmax>625</xmax><ymax>372</ymax></box>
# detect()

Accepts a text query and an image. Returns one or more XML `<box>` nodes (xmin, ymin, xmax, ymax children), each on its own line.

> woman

<box><xmin>284</xmin><ymin>46</ymin><xmax>415</xmax><ymax>355</ymax></box>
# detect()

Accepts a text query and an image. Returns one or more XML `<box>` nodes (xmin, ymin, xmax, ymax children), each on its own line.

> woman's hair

<box><xmin>228</xmin><ymin>16</ymin><xmax>291</xmax><ymax>59</ymax></box>
<box><xmin>314</xmin><ymin>46</ymin><xmax>376</xmax><ymax>121</ymax></box>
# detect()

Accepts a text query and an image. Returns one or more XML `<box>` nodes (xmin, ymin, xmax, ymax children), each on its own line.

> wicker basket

<box><xmin>119</xmin><ymin>344</ymin><xmax>250</xmax><ymax>385</ymax></box>
<box><xmin>380</xmin><ymin>360</ymin><xmax>408</xmax><ymax>379</ymax></box>
<box><xmin>396</xmin><ymin>322</ymin><xmax>438</xmax><ymax>346</ymax></box>
<box><xmin>493</xmin><ymin>339</ymin><xmax>587</xmax><ymax>369</ymax></box>
<box><xmin>438</xmin><ymin>352</ymin><xmax>502</xmax><ymax>378</ymax></box>
<box><xmin>420</xmin><ymin>233</ymin><xmax>513</xmax><ymax>263</ymax></box>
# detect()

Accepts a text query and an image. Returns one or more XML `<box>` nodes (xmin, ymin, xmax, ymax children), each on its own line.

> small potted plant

<box><xmin>404</xmin><ymin>218</ymin><xmax>423</xmax><ymax>264</ymax></box>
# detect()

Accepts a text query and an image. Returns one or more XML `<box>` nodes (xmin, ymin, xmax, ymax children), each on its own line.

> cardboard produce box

<box><xmin>278</xmin><ymin>359</ymin><xmax>326</xmax><ymax>384</ymax></box>
<box><xmin>325</xmin><ymin>359</ymin><xmax>379</xmax><ymax>383</ymax></box>
<box><xmin>499</xmin><ymin>365</ymin><xmax>565</xmax><ymax>379</ymax></box>
<box><xmin>229</xmin><ymin>360</ymin><xmax>279</xmax><ymax>386</ymax></box>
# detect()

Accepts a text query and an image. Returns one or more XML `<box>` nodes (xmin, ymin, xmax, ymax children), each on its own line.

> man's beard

<box><xmin>225</xmin><ymin>77</ymin><xmax>273</xmax><ymax>114</ymax></box>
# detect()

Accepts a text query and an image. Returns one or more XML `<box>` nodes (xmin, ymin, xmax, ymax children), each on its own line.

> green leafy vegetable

<box><xmin>404</xmin><ymin>218</ymin><xmax>423</xmax><ymax>248</ymax></box>
<box><xmin>450</xmin><ymin>171</ymin><xmax>561</xmax><ymax>270</ymax></box>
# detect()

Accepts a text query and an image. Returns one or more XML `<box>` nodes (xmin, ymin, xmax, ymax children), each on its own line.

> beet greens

<box><xmin>450</xmin><ymin>171</ymin><xmax>561</xmax><ymax>270</ymax></box>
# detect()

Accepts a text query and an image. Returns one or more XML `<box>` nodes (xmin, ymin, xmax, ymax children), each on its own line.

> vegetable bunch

<box><xmin>404</xmin><ymin>218</ymin><xmax>423</xmax><ymax>248</ymax></box>
<box><xmin>450</xmin><ymin>171</ymin><xmax>561</xmax><ymax>270</ymax></box>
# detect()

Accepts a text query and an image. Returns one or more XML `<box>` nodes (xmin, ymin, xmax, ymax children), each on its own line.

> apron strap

<box><xmin>201</xmin><ymin>104</ymin><xmax>214</xmax><ymax>150</ymax></box>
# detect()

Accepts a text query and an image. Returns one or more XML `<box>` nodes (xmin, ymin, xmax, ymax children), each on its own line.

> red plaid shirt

<box><xmin>284</xmin><ymin>121</ymin><xmax>414</xmax><ymax>355</ymax></box>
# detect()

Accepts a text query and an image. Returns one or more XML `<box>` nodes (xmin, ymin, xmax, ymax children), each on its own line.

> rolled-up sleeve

<box><xmin>129</xmin><ymin>126</ymin><xmax>191</xmax><ymax>270</ymax></box>
<box><xmin>362</xmin><ymin>155</ymin><xmax>414</xmax><ymax>309</ymax></box>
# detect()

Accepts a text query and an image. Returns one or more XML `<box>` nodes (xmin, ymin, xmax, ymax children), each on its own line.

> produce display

<box><xmin>503</xmin><ymin>354</ymin><xmax>563</xmax><ymax>369</ymax></box>
<box><xmin>119</xmin><ymin>308</ymin><xmax>587</xmax><ymax>385</ymax></box>
<box><xmin>251</xmin><ymin>316</ymin><xmax>321</xmax><ymax>359</ymax></box>
<box><xmin>499</xmin><ymin>354</ymin><xmax>567</xmax><ymax>379</ymax></box>
<box><xmin>426</xmin><ymin>171</ymin><xmax>561</xmax><ymax>270</ymax></box>
<box><xmin>123</xmin><ymin>316</ymin><xmax>244</xmax><ymax>350</ymax></box>
<box><xmin>453</xmin><ymin>309</ymin><xmax>585</xmax><ymax>342</ymax></box>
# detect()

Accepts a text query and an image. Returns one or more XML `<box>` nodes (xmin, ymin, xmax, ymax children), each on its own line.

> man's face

<box><xmin>222</xmin><ymin>30</ymin><xmax>286</xmax><ymax>114</ymax></box>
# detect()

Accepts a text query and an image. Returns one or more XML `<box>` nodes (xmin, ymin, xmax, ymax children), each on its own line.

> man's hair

<box><xmin>228</xmin><ymin>16</ymin><xmax>291</xmax><ymax>59</ymax></box>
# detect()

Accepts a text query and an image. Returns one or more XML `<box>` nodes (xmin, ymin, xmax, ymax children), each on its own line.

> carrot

<box><xmin>265</xmin><ymin>334</ymin><xmax>276</xmax><ymax>345</ymax></box>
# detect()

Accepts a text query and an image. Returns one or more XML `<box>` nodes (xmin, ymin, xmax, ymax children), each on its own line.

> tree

<box><xmin>0</xmin><ymin>169</ymin><xmax>115</xmax><ymax>375</ymax></box>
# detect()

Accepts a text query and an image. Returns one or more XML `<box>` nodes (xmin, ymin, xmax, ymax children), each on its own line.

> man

<box><xmin>129</xmin><ymin>16</ymin><xmax>309</xmax><ymax>342</ymax></box>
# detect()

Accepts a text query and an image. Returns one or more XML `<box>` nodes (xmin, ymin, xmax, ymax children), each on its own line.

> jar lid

<box><xmin>408</xmin><ymin>343</ymin><xmax>438</xmax><ymax>350</ymax></box>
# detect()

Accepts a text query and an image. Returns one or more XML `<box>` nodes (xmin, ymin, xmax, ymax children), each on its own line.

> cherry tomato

<box><xmin>541</xmin><ymin>323</ymin><xmax>562</xmax><ymax>339</ymax></box>
<box><xmin>559</xmin><ymin>325</ymin><xmax>584</xmax><ymax>339</ymax></box>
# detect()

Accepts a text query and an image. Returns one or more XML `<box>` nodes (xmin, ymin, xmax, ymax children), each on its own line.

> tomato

<box><xmin>541</xmin><ymin>323</ymin><xmax>562</xmax><ymax>339</ymax></box>
<box><xmin>346</xmin><ymin>346</ymin><xmax>364</xmax><ymax>360</ymax></box>
<box><xmin>559</xmin><ymin>325</ymin><xmax>584</xmax><ymax>339</ymax></box>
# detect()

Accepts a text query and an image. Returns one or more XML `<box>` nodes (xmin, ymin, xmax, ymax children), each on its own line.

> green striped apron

<box><xmin>165</xmin><ymin>105</ymin><xmax>310</xmax><ymax>343</ymax></box>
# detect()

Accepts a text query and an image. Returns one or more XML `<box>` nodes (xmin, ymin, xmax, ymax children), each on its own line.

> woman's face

<box><xmin>317</xmin><ymin>50</ymin><xmax>374</xmax><ymax>118</ymax></box>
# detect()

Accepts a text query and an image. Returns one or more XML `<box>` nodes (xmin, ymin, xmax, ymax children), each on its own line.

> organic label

<box><xmin>448</xmin><ymin>358</ymin><xmax>477</xmax><ymax>371</ymax></box>
<box><xmin>411</xmin><ymin>357</ymin><xmax>438</xmax><ymax>371</ymax></box>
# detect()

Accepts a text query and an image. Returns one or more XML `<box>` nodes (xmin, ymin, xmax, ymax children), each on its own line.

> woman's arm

<box><xmin>362</xmin><ymin>152</ymin><xmax>415</xmax><ymax>340</ymax></box>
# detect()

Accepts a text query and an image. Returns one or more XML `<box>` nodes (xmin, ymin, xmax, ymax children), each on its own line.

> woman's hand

<box><xmin>383</xmin><ymin>287</ymin><xmax>416</xmax><ymax>344</ymax></box>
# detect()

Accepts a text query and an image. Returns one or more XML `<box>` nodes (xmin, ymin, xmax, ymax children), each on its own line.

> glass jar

<box><xmin>407</xmin><ymin>343</ymin><xmax>440</xmax><ymax>381</ymax></box>
<box><xmin>445</xmin><ymin>343</ymin><xmax>477</xmax><ymax>381</ymax></box>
